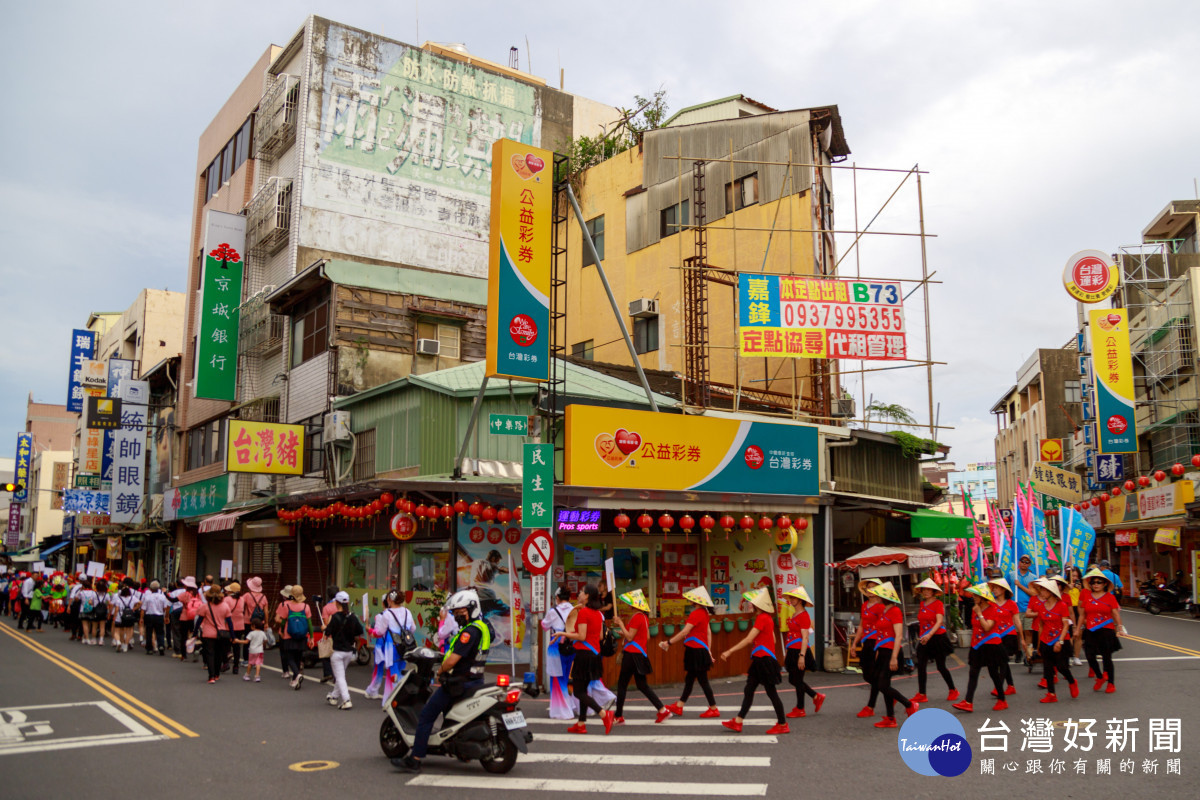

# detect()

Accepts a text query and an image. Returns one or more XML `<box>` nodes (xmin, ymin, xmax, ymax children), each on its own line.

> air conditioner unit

<box><xmin>629</xmin><ymin>298</ymin><xmax>659</xmax><ymax>318</ymax></box>
<box><xmin>416</xmin><ymin>338</ymin><xmax>441</xmax><ymax>356</ymax></box>
<box><xmin>832</xmin><ymin>396</ymin><xmax>856</xmax><ymax>418</ymax></box>
<box><xmin>324</xmin><ymin>410</ymin><xmax>352</xmax><ymax>442</ymax></box>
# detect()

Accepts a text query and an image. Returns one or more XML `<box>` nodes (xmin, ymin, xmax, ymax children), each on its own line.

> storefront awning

<box><xmin>9</xmin><ymin>541</ymin><xmax>70</xmax><ymax>563</ymax></box>
<box><xmin>844</xmin><ymin>545</ymin><xmax>943</xmax><ymax>570</ymax></box>
<box><xmin>199</xmin><ymin>506</ymin><xmax>263</xmax><ymax>533</ymax></box>
<box><xmin>903</xmin><ymin>508</ymin><xmax>973</xmax><ymax>539</ymax></box>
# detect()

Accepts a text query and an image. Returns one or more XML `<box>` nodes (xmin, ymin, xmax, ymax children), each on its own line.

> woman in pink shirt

<box><xmin>185</xmin><ymin>586</ymin><xmax>235</xmax><ymax>684</ymax></box>
<box><xmin>225</xmin><ymin>582</ymin><xmax>245</xmax><ymax>675</ymax></box>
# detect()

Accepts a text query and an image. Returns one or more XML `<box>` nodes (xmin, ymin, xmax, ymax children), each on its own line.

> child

<box><xmin>236</xmin><ymin>619</ymin><xmax>268</xmax><ymax>682</ymax></box>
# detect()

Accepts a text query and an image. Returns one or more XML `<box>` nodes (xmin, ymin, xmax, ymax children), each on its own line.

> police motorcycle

<box><xmin>379</xmin><ymin>590</ymin><xmax>534</xmax><ymax>774</ymax></box>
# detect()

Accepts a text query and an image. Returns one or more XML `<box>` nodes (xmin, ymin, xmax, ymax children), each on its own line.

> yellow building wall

<box><xmin>563</xmin><ymin>147</ymin><xmax>821</xmax><ymax>403</ymax></box>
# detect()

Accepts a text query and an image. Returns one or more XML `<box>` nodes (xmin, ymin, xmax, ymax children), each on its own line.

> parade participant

<box><xmin>92</xmin><ymin>578</ymin><xmax>110</xmax><ymax>645</ymax></box>
<box><xmin>25</xmin><ymin>577</ymin><xmax>48</xmax><ymax>633</ymax></box>
<box><xmin>1065</xmin><ymin>566</ymin><xmax>1085</xmax><ymax>666</ymax></box>
<box><xmin>1097</xmin><ymin>559</ymin><xmax>1124</xmax><ymax>600</ymax></box>
<box><xmin>551</xmin><ymin>584</ymin><xmax>615</xmax><ymax>735</ymax></box>
<box><xmin>1008</xmin><ymin>554</ymin><xmax>1036</xmax><ymax>611</ymax></box>
<box><xmin>275</xmin><ymin>585</ymin><xmax>295</xmax><ymax>677</ymax></box>
<box><xmin>612</xmin><ymin>589</ymin><xmax>669</xmax><ymax>724</ymax></box>
<box><xmin>848</xmin><ymin>577</ymin><xmax>885</xmax><ymax>718</ymax></box>
<box><xmin>0</xmin><ymin>572</ymin><xmax>8</xmax><ymax>617</ymax></box>
<box><xmin>169</xmin><ymin>578</ymin><xmax>198</xmax><ymax>660</ymax></box>
<box><xmin>1032</xmin><ymin>578</ymin><xmax>1077</xmax><ymax>702</ymax></box>
<box><xmin>910</xmin><ymin>578</ymin><xmax>957</xmax><ymax>703</ymax></box>
<box><xmin>862</xmin><ymin>581</ymin><xmax>918</xmax><ymax>729</ymax></box>
<box><xmin>719</xmin><ymin>587</ymin><xmax>789</xmax><ymax>735</ymax></box>
<box><xmin>952</xmin><ymin>583</ymin><xmax>1009</xmax><ymax>713</ymax></box>
<box><xmin>323</xmin><ymin>591</ymin><xmax>365</xmax><ymax>710</ymax></box>
<box><xmin>186</xmin><ymin>584</ymin><xmax>235</xmax><ymax>684</ymax></box>
<box><xmin>66</xmin><ymin>576</ymin><xmax>83</xmax><ymax>641</ymax></box>
<box><xmin>780</xmin><ymin>585</ymin><xmax>825</xmax><ymax>717</ymax></box>
<box><xmin>1080</xmin><ymin>568</ymin><xmax>1124</xmax><ymax>693</ymax></box>
<box><xmin>318</xmin><ymin>585</ymin><xmax>339</xmax><ymax>685</ymax></box>
<box><xmin>237</xmin><ymin>576</ymin><xmax>269</xmax><ymax>667</ymax></box>
<box><xmin>78</xmin><ymin>578</ymin><xmax>102</xmax><ymax>645</ymax></box>
<box><xmin>985</xmin><ymin>576</ymin><xmax>1021</xmax><ymax>696</ymax></box>
<box><xmin>49</xmin><ymin>575</ymin><xmax>68</xmax><ymax>629</ymax></box>
<box><xmin>366</xmin><ymin>590</ymin><xmax>416</xmax><ymax>702</ymax></box>
<box><xmin>661</xmin><ymin>586</ymin><xmax>720</xmax><ymax>719</ymax></box>
<box><xmin>435</xmin><ymin>605</ymin><xmax>459</xmax><ymax>653</ymax></box>
<box><xmin>221</xmin><ymin>582</ymin><xmax>244</xmax><ymax>674</ymax></box>
<box><xmin>540</xmin><ymin>585</ymin><xmax>578</xmax><ymax>720</ymax></box>
<box><xmin>275</xmin><ymin>585</ymin><xmax>313</xmax><ymax>690</ymax></box>
<box><xmin>235</xmin><ymin>619</ymin><xmax>268</xmax><ymax>682</ymax></box>
<box><xmin>141</xmin><ymin>580</ymin><xmax>169</xmax><ymax>655</ymax></box>
<box><xmin>110</xmin><ymin>580</ymin><xmax>140</xmax><ymax>652</ymax></box>
<box><xmin>18</xmin><ymin>572</ymin><xmax>35</xmax><ymax>630</ymax></box>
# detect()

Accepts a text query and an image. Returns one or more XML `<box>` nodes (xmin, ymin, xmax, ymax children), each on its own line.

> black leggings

<box><xmin>615</xmin><ymin>658</ymin><xmax>662</xmax><ymax>715</ymax></box>
<box><xmin>1039</xmin><ymin>642</ymin><xmax>1074</xmax><ymax>693</ymax></box>
<box><xmin>785</xmin><ymin>649</ymin><xmax>818</xmax><ymax>710</ymax></box>
<box><xmin>573</xmin><ymin>675</ymin><xmax>603</xmax><ymax>723</ymax></box>
<box><xmin>964</xmin><ymin>645</ymin><xmax>1006</xmax><ymax>703</ymax></box>
<box><xmin>204</xmin><ymin>637</ymin><xmax>230</xmax><ymax>679</ymax></box>
<box><xmin>916</xmin><ymin>646</ymin><xmax>955</xmax><ymax>695</ymax></box>
<box><xmin>859</xmin><ymin>639</ymin><xmax>880</xmax><ymax>707</ymax></box>
<box><xmin>1085</xmin><ymin>638</ymin><xmax>1116</xmax><ymax>684</ymax></box>
<box><xmin>872</xmin><ymin>647</ymin><xmax>911</xmax><ymax>717</ymax></box>
<box><xmin>679</xmin><ymin>669</ymin><xmax>716</xmax><ymax>706</ymax></box>
<box><xmin>738</xmin><ymin>674</ymin><xmax>786</xmax><ymax>724</ymax></box>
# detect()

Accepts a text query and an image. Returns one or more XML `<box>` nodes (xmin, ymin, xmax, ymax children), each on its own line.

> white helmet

<box><xmin>445</xmin><ymin>588</ymin><xmax>482</xmax><ymax>620</ymax></box>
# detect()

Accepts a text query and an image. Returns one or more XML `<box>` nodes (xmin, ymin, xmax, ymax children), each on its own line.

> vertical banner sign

<box><xmin>6</xmin><ymin>505</ymin><xmax>19</xmax><ymax>548</ymax></box>
<box><xmin>102</xmin><ymin>359</ymin><xmax>134</xmax><ymax>486</ymax></box>
<box><xmin>508</xmin><ymin>550</ymin><xmax>525</xmax><ymax>652</ymax></box>
<box><xmin>195</xmin><ymin>210</ymin><xmax>246</xmax><ymax>400</ymax></box>
<box><xmin>13</xmin><ymin>433</ymin><xmax>32</xmax><ymax>503</ymax></box>
<box><xmin>485</xmin><ymin>138</ymin><xmax>552</xmax><ymax>382</ymax></box>
<box><xmin>65</xmin><ymin>329</ymin><xmax>96</xmax><ymax>413</ymax></box>
<box><xmin>522</xmin><ymin>443</ymin><xmax>554</xmax><ymax>528</ymax></box>
<box><xmin>111</xmin><ymin>393</ymin><xmax>147</xmax><ymax>525</ymax></box>
<box><xmin>1088</xmin><ymin>309</ymin><xmax>1137</xmax><ymax>454</ymax></box>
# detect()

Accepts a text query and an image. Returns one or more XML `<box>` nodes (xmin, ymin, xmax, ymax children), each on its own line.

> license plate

<box><xmin>502</xmin><ymin>711</ymin><xmax>526</xmax><ymax>730</ymax></box>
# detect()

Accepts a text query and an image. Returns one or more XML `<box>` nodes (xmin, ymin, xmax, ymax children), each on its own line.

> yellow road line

<box><xmin>0</xmin><ymin>622</ymin><xmax>198</xmax><ymax>738</ymax></box>
<box><xmin>1121</xmin><ymin>632</ymin><xmax>1200</xmax><ymax>658</ymax></box>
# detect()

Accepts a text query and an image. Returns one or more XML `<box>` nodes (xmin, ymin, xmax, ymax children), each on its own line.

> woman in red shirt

<box><xmin>952</xmin><ymin>583</ymin><xmax>1009</xmax><ymax>713</ymax></box>
<box><xmin>986</xmin><ymin>576</ymin><xmax>1022</xmax><ymax>696</ymax></box>
<box><xmin>1032</xmin><ymin>579</ymin><xmax>1077</xmax><ymax>702</ymax></box>
<box><xmin>1080</xmin><ymin>568</ymin><xmax>1124</xmax><ymax>693</ymax></box>
<box><xmin>864</xmin><ymin>581</ymin><xmax>918</xmax><ymax>729</ymax></box>
<box><xmin>552</xmin><ymin>584</ymin><xmax>615</xmax><ymax>735</ymax></box>
<box><xmin>911</xmin><ymin>578</ymin><xmax>957</xmax><ymax>703</ymax></box>
<box><xmin>613</xmin><ymin>589</ymin><xmax>669</xmax><ymax>724</ymax></box>
<box><xmin>660</xmin><ymin>586</ymin><xmax>719</xmax><ymax>718</ymax></box>
<box><xmin>848</xmin><ymin>577</ymin><xmax>884</xmax><ymax>719</ymax></box>
<box><xmin>782</xmin><ymin>586</ymin><xmax>825</xmax><ymax>717</ymax></box>
<box><xmin>719</xmin><ymin>587</ymin><xmax>789</xmax><ymax>734</ymax></box>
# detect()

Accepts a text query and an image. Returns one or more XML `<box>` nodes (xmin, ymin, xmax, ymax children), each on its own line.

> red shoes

<box><xmin>614</xmin><ymin>716</ymin><xmax>625</xmax><ymax>724</ymax></box>
<box><xmin>1087</xmin><ymin>668</ymin><xmax>1095</xmax><ymax>678</ymax></box>
<box><xmin>951</xmin><ymin>701</ymin><xmax>973</xmax><ymax>712</ymax></box>
<box><xmin>947</xmin><ymin>689</ymin><xmax>960</xmax><ymax>702</ymax></box>
<box><xmin>699</xmin><ymin>707</ymin><xmax>722</xmax><ymax>718</ymax></box>
<box><xmin>905</xmin><ymin>701</ymin><xmax>920</xmax><ymax>716</ymax></box>
<box><xmin>786</xmin><ymin>707</ymin><xmax>806</xmax><ymax>718</ymax></box>
<box><xmin>1105</xmin><ymin>684</ymin><xmax>1116</xmax><ymax>694</ymax></box>
<box><xmin>992</xmin><ymin>700</ymin><xmax>1009</xmax><ymax>711</ymax></box>
<box><xmin>993</xmin><ymin>685</ymin><xmax>1017</xmax><ymax>698</ymax></box>
<box><xmin>1039</xmin><ymin>693</ymin><xmax>1058</xmax><ymax>704</ymax></box>
<box><xmin>654</xmin><ymin>708</ymin><xmax>671</xmax><ymax>724</ymax></box>
<box><xmin>1006</xmin><ymin>685</ymin><xmax>1016</xmax><ymax>695</ymax></box>
<box><xmin>722</xmin><ymin>718</ymin><xmax>744</xmax><ymax>732</ymax></box>
<box><xmin>567</xmin><ymin>723</ymin><xmax>587</xmax><ymax>734</ymax></box>
<box><xmin>1069</xmin><ymin>682</ymin><xmax>1080</xmax><ymax>699</ymax></box>
<box><xmin>602</xmin><ymin>709</ymin><xmax>616</xmax><ymax>735</ymax></box>
<box><xmin>1093</xmin><ymin>673</ymin><xmax>1108</xmax><ymax>692</ymax></box>
<box><xmin>813</xmin><ymin>693</ymin><xmax>826</xmax><ymax>714</ymax></box>
<box><xmin>874</xmin><ymin>717</ymin><xmax>898</xmax><ymax>728</ymax></box>
<box><xmin>911</xmin><ymin>693</ymin><xmax>929</xmax><ymax>703</ymax></box>
<box><xmin>855</xmin><ymin>706</ymin><xmax>876</xmax><ymax>718</ymax></box>
<box><xmin>1037</xmin><ymin>678</ymin><xmax>1056</xmax><ymax>689</ymax></box>
<box><xmin>664</xmin><ymin>702</ymin><xmax>684</xmax><ymax>716</ymax></box>
<box><xmin>765</xmin><ymin>723</ymin><xmax>790</xmax><ymax>735</ymax></box>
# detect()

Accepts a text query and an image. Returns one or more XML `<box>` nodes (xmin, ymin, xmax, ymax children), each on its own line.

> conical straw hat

<box><xmin>965</xmin><ymin>582</ymin><xmax>996</xmax><ymax>603</ymax></box>
<box><xmin>743</xmin><ymin>587</ymin><xmax>774</xmax><ymax>613</ymax></box>
<box><xmin>914</xmin><ymin>578</ymin><xmax>943</xmax><ymax>594</ymax></box>
<box><xmin>1083</xmin><ymin>568</ymin><xmax>1112</xmax><ymax>587</ymax></box>
<box><xmin>1034</xmin><ymin>578</ymin><xmax>1062</xmax><ymax>599</ymax></box>
<box><xmin>986</xmin><ymin>576</ymin><xmax>1013</xmax><ymax>595</ymax></box>
<box><xmin>619</xmin><ymin>588</ymin><xmax>650</xmax><ymax>612</ymax></box>
<box><xmin>784</xmin><ymin>585</ymin><xmax>813</xmax><ymax>605</ymax></box>
<box><xmin>869</xmin><ymin>581</ymin><xmax>901</xmax><ymax>604</ymax></box>
<box><xmin>683</xmin><ymin>586</ymin><xmax>714</xmax><ymax>607</ymax></box>
<box><xmin>858</xmin><ymin>576</ymin><xmax>883</xmax><ymax>593</ymax></box>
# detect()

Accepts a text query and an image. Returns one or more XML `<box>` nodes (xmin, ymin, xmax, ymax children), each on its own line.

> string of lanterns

<box><xmin>276</xmin><ymin>493</ymin><xmax>524</xmax><ymax>527</ymax></box>
<box><xmin>1066</xmin><ymin>455</ymin><xmax>1199</xmax><ymax>514</ymax></box>
<box><xmin>611</xmin><ymin>511</ymin><xmax>810</xmax><ymax>540</ymax></box>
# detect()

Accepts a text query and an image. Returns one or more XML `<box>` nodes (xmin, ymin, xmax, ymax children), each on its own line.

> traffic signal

<box><xmin>2</xmin><ymin>482</ymin><xmax>23</xmax><ymax>493</ymax></box>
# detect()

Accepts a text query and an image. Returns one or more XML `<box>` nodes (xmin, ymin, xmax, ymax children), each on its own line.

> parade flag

<box><xmin>1059</xmin><ymin>506</ymin><xmax>1096</xmax><ymax>573</ymax></box>
<box><xmin>507</xmin><ymin>549</ymin><xmax>525</xmax><ymax>652</ymax></box>
<box><xmin>963</xmin><ymin>490</ymin><xmax>988</xmax><ymax>578</ymax></box>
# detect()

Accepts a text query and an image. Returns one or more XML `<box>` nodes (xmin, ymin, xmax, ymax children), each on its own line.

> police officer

<box><xmin>392</xmin><ymin>588</ymin><xmax>492</xmax><ymax>773</ymax></box>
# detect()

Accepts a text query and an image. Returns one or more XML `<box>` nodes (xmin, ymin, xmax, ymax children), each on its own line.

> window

<box><xmin>725</xmin><ymin>172</ymin><xmax>759</xmax><ymax>212</ymax></box>
<box><xmin>185</xmin><ymin>418</ymin><xmax>226</xmax><ymax>471</ymax></box>
<box><xmin>201</xmin><ymin>115</ymin><xmax>254</xmax><ymax>205</ymax></box>
<box><xmin>301</xmin><ymin>416</ymin><xmax>325</xmax><ymax>476</ymax></box>
<box><xmin>352</xmin><ymin>428</ymin><xmax>376</xmax><ymax>482</ymax></box>
<box><xmin>582</xmin><ymin>215</ymin><xmax>605</xmax><ymax>266</ymax></box>
<box><xmin>1064</xmin><ymin>380</ymin><xmax>1082</xmax><ymax>404</ymax></box>
<box><xmin>633</xmin><ymin>317</ymin><xmax>658</xmax><ymax>354</ymax></box>
<box><xmin>660</xmin><ymin>199</ymin><xmax>689</xmax><ymax>238</ymax></box>
<box><xmin>290</xmin><ymin>295</ymin><xmax>329</xmax><ymax>367</ymax></box>
<box><xmin>571</xmin><ymin>340</ymin><xmax>595</xmax><ymax>360</ymax></box>
<box><xmin>221</xmin><ymin>138</ymin><xmax>236</xmax><ymax>185</ymax></box>
<box><xmin>416</xmin><ymin>321</ymin><xmax>461</xmax><ymax>359</ymax></box>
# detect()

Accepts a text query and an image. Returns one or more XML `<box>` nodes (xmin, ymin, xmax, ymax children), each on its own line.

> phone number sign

<box><xmin>738</xmin><ymin>274</ymin><xmax>907</xmax><ymax>361</ymax></box>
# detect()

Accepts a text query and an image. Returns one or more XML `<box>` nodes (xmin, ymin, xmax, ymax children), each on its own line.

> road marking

<box><xmin>0</xmin><ymin>621</ymin><xmax>197</xmax><ymax>739</ymax></box>
<box><xmin>532</xmin><ymin>733</ymin><xmax>777</xmax><ymax>744</ymax></box>
<box><xmin>527</xmin><ymin>717</ymin><xmax>780</xmax><ymax>727</ymax></box>
<box><xmin>1121</xmin><ymin>632</ymin><xmax>1200</xmax><ymax>658</ymax></box>
<box><xmin>406</xmin><ymin>775</ymin><xmax>768</xmax><ymax>796</ymax></box>
<box><xmin>1123</xmin><ymin>609</ymin><xmax>1199</xmax><ymax>623</ymax></box>
<box><xmin>0</xmin><ymin>701</ymin><xmax>165</xmax><ymax>756</ymax></box>
<box><xmin>520</xmin><ymin>753</ymin><xmax>772</xmax><ymax>767</ymax></box>
<box><xmin>1111</xmin><ymin>655</ymin><xmax>1200</xmax><ymax>662</ymax></box>
<box><xmin>289</xmin><ymin>760</ymin><xmax>340</xmax><ymax>772</ymax></box>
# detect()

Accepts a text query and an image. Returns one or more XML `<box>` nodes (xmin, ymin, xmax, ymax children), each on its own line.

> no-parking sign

<box><xmin>521</xmin><ymin>530</ymin><xmax>554</xmax><ymax>575</ymax></box>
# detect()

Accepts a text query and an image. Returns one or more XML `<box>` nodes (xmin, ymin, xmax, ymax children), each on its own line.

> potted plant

<box><xmin>945</xmin><ymin>599</ymin><xmax>971</xmax><ymax>647</ymax></box>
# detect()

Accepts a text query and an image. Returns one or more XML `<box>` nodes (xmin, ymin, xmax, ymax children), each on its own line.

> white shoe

<box><xmin>365</xmin><ymin>691</ymin><xmax>382</xmax><ymax>700</ymax></box>
<box><xmin>338</xmin><ymin>700</ymin><xmax>353</xmax><ymax>710</ymax></box>
<box><xmin>98</xmin><ymin>638</ymin><xmax>105</xmax><ymax>646</ymax></box>
<box><xmin>326</xmin><ymin>694</ymin><xmax>339</xmax><ymax>706</ymax></box>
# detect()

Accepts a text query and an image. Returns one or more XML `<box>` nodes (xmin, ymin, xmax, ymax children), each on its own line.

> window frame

<box><xmin>633</xmin><ymin>317</ymin><xmax>659</xmax><ymax>354</ymax></box>
<box><xmin>582</xmin><ymin>215</ymin><xmax>605</xmax><ymax>267</ymax></box>
<box><xmin>660</xmin><ymin>199</ymin><xmax>689</xmax><ymax>238</ymax></box>
<box><xmin>290</xmin><ymin>293</ymin><xmax>330</xmax><ymax>368</ymax></box>
<box><xmin>725</xmin><ymin>172</ymin><xmax>759</xmax><ymax>212</ymax></box>
<box><xmin>571</xmin><ymin>340</ymin><xmax>595</xmax><ymax>360</ymax></box>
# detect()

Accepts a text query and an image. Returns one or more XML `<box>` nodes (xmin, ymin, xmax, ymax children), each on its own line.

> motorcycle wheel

<box><xmin>480</xmin><ymin>734</ymin><xmax>518</xmax><ymax>774</ymax></box>
<box><xmin>1147</xmin><ymin>601</ymin><xmax>1162</xmax><ymax>615</ymax></box>
<box><xmin>356</xmin><ymin>645</ymin><xmax>371</xmax><ymax>666</ymax></box>
<box><xmin>380</xmin><ymin>717</ymin><xmax>408</xmax><ymax>759</ymax></box>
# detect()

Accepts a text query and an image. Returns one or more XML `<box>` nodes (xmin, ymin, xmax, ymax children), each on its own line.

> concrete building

<box><xmin>23</xmin><ymin>395</ymin><xmax>76</xmax><ymax>454</ymax></box>
<box><xmin>90</xmin><ymin>289</ymin><xmax>185</xmax><ymax>376</ymax></box>
<box><xmin>23</xmin><ymin>449</ymin><xmax>71</xmax><ymax>548</ymax></box>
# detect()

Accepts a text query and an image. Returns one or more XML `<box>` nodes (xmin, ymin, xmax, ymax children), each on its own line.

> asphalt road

<box><xmin>1</xmin><ymin>608</ymin><xmax>1197</xmax><ymax>798</ymax></box>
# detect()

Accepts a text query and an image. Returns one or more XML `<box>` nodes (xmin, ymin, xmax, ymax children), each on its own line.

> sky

<box><xmin>1</xmin><ymin>0</ymin><xmax>1198</xmax><ymax>469</ymax></box>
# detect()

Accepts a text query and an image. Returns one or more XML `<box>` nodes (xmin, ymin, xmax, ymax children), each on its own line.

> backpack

<box><xmin>247</xmin><ymin>593</ymin><xmax>266</xmax><ymax>625</ymax></box>
<box><xmin>118</xmin><ymin>596</ymin><xmax>137</xmax><ymax>627</ymax></box>
<box><xmin>81</xmin><ymin>592</ymin><xmax>95</xmax><ymax>616</ymax></box>
<box><xmin>386</xmin><ymin>608</ymin><xmax>416</xmax><ymax>654</ymax></box>
<box><xmin>285</xmin><ymin>605</ymin><xmax>310</xmax><ymax>638</ymax></box>
<box><xmin>553</xmin><ymin>607</ymin><xmax>574</xmax><ymax>657</ymax></box>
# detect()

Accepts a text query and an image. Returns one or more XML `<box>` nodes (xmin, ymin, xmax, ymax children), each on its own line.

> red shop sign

<box><xmin>1114</xmin><ymin>529</ymin><xmax>1138</xmax><ymax>547</ymax></box>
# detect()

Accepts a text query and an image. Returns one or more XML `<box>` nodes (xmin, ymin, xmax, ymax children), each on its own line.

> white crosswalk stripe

<box><xmin>532</xmin><ymin>732</ymin><xmax>779</xmax><ymax>744</ymax></box>
<box><xmin>527</xmin><ymin>716</ymin><xmax>781</xmax><ymax>727</ymax></box>
<box><xmin>521</xmin><ymin>753</ymin><xmax>772</xmax><ymax>766</ymax></box>
<box><xmin>407</xmin><ymin>775</ymin><xmax>770</xmax><ymax>796</ymax></box>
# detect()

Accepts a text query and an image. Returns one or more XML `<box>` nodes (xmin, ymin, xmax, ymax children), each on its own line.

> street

<box><xmin>2</xmin><ymin>608</ymin><xmax>1197</xmax><ymax>798</ymax></box>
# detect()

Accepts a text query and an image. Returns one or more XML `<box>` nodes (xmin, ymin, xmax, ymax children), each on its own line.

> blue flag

<box><xmin>1059</xmin><ymin>506</ymin><xmax>1097</xmax><ymax>573</ymax></box>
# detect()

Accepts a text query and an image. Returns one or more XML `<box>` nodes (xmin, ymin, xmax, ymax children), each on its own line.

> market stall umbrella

<box><xmin>843</xmin><ymin>545</ymin><xmax>944</xmax><ymax>571</ymax></box>
<box><xmin>901</xmin><ymin>508</ymin><xmax>974</xmax><ymax>540</ymax></box>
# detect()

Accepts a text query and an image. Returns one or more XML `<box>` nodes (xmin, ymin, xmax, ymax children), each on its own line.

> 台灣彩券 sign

<box><xmin>564</xmin><ymin>404</ymin><xmax>819</xmax><ymax>496</ymax></box>
<box><xmin>738</xmin><ymin>274</ymin><xmax>907</xmax><ymax>360</ymax></box>
<box><xmin>485</xmin><ymin>139</ymin><xmax>552</xmax><ymax>383</ymax></box>
<box><xmin>1088</xmin><ymin>309</ymin><xmax>1137</xmax><ymax>454</ymax></box>
<box><xmin>225</xmin><ymin>421</ymin><xmax>304</xmax><ymax>475</ymax></box>
<box><xmin>1028</xmin><ymin>461</ymin><xmax>1083</xmax><ymax>504</ymax></box>
<box><xmin>195</xmin><ymin>210</ymin><xmax>245</xmax><ymax>401</ymax></box>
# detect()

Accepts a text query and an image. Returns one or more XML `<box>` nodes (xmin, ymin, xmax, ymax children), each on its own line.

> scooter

<box><xmin>1138</xmin><ymin>580</ymin><xmax>1188</xmax><ymax>615</ymax></box>
<box><xmin>379</xmin><ymin>643</ymin><xmax>533</xmax><ymax>774</ymax></box>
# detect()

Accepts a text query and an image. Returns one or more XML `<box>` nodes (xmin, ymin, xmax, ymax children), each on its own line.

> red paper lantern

<box><xmin>614</xmin><ymin>513</ymin><xmax>631</xmax><ymax>533</ymax></box>
<box><xmin>699</xmin><ymin>514</ymin><xmax>716</xmax><ymax>532</ymax></box>
<box><xmin>414</xmin><ymin>504</ymin><xmax>428</xmax><ymax>519</ymax></box>
<box><xmin>757</xmin><ymin>516</ymin><xmax>773</xmax><ymax>531</ymax></box>
<box><xmin>679</xmin><ymin>514</ymin><xmax>696</xmax><ymax>533</ymax></box>
<box><xmin>1155</xmin><ymin>470</ymin><xmax>1167</xmax><ymax>482</ymax></box>
<box><xmin>441</xmin><ymin>504</ymin><xmax>454</xmax><ymax>519</ymax></box>
<box><xmin>380</xmin><ymin>492</ymin><xmax>394</xmax><ymax>506</ymax></box>
<box><xmin>496</xmin><ymin>507</ymin><xmax>513</xmax><ymax>524</ymax></box>
<box><xmin>427</xmin><ymin>506</ymin><xmax>442</xmax><ymax>520</ymax></box>
<box><xmin>1124</xmin><ymin>480</ymin><xmax>1135</xmax><ymax>492</ymax></box>
<box><xmin>637</xmin><ymin>514</ymin><xmax>653</xmax><ymax>533</ymax></box>
<box><xmin>1192</xmin><ymin>454</ymin><xmax>1200</xmax><ymax>468</ymax></box>
<box><xmin>481</xmin><ymin>506</ymin><xmax>497</xmax><ymax>522</ymax></box>
<box><xmin>513</xmin><ymin>506</ymin><xmax>522</xmax><ymax>522</ymax></box>
<box><xmin>739</xmin><ymin>515</ymin><xmax>755</xmax><ymax>531</ymax></box>
<box><xmin>775</xmin><ymin>515</ymin><xmax>792</xmax><ymax>530</ymax></box>
<box><xmin>1111</xmin><ymin>487</ymin><xmax>1121</xmax><ymax>497</ymax></box>
<box><xmin>796</xmin><ymin>517</ymin><xmax>809</xmax><ymax>531</ymax></box>
<box><xmin>719</xmin><ymin>515</ymin><xmax>736</xmax><ymax>530</ymax></box>
<box><xmin>1100</xmin><ymin>493</ymin><xmax>1110</xmax><ymax>503</ymax></box>
<box><xmin>453</xmin><ymin>499</ymin><xmax>468</xmax><ymax>516</ymax></box>
<box><xmin>468</xmin><ymin>501</ymin><xmax>483</xmax><ymax>518</ymax></box>
<box><xmin>658</xmin><ymin>514</ymin><xmax>675</xmax><ymax>531</ymax></box>
<box><xmin>1171</xmin><ymin>463</ymin><xmax>1185</xmax><ymax>476</ymax></box>
<box><xmin>1138</xmin><ymin>476</ymin><xmax>1150</xmax><ymax>487</ymax></box>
